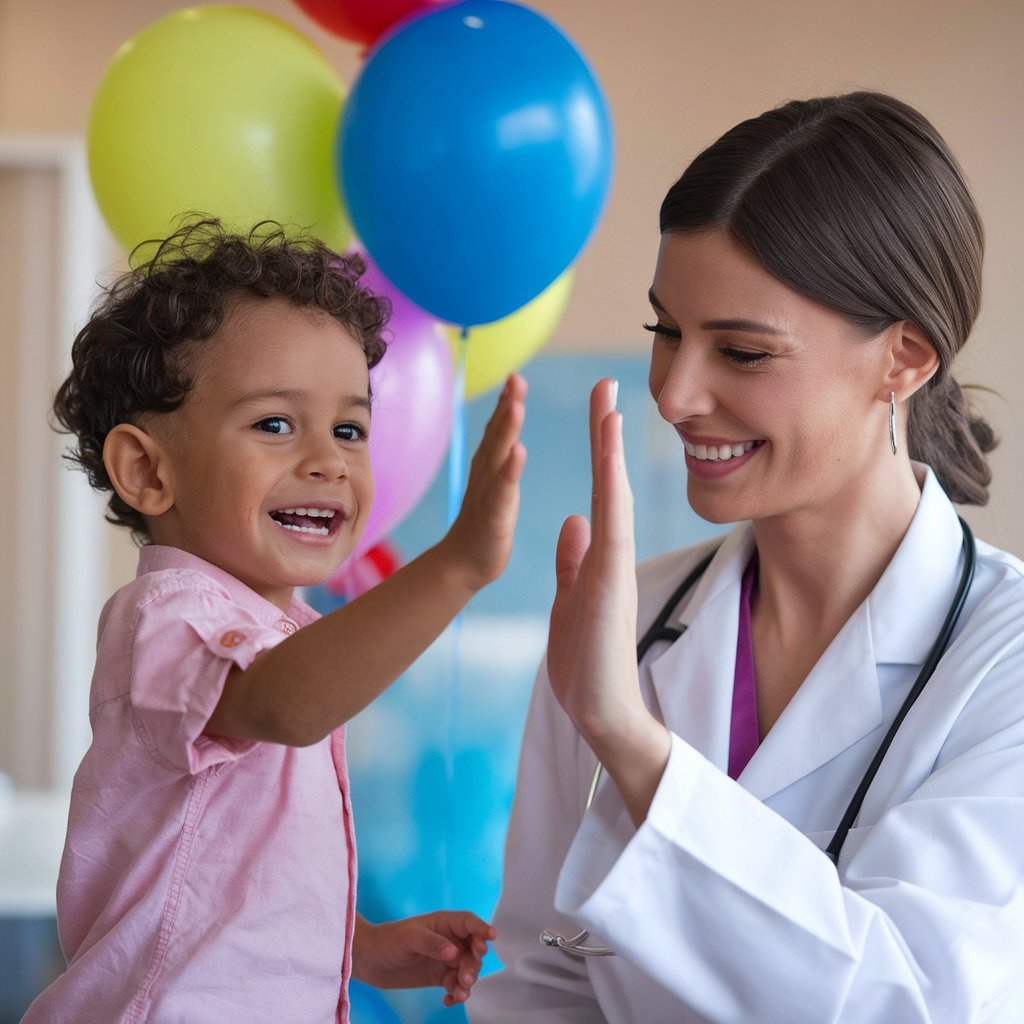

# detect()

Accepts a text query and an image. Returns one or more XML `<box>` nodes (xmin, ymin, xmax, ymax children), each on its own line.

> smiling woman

<box><xmin>645</xmin><ymin>228</ymin><xmax>923</xmax><ymax>524</ymax></box>
<box><xmin>471</xmin><ymin>91</ymin><xmax>1024</xmax><ymax>1024</ymax></box>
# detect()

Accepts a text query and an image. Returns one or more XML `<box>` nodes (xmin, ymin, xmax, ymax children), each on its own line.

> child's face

<box><xmin>147</xmin><ymin>297</ymin><xmax>374</xmax><ymax>611</ymax></box>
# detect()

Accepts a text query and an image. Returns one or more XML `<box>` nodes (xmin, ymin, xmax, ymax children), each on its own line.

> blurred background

<box><xmin>1</xmin><ymin>0</ymin><xmax>1021</xmax><ymax>1020</ymax></box>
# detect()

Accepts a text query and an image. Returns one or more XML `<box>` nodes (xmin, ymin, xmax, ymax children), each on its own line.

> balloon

<box><xmin>338</xmin><ymin>0</ymin><xmax>613</xmax><ymax>326</ymax></box>
<box><xmin>451</xmin><ymin>269</ymin><xmax>574</xmax><ymax>398</ymax></box>
<box><xmin>88</xmin><ymin>6</ymin><xmax>350</xmax><ymax>253</ymax></box>
<box><xmin>348</xmin><ymin>979</ymin><xmax>401</xmax><ymax>1023</ymax></box>
<box><xmin>292</xmin><ymin>0</ymin><xmax>454</xmax><ymax>47</ymax></box>
<box><xmin>343</xmin><ymin>251</ymin><xmax>455</xmax><ymax>564</ymax></box>
<box><xmin>327</xmin><ymin>539</ymin><xmax>402</xmax><ymax>599</ymax></box>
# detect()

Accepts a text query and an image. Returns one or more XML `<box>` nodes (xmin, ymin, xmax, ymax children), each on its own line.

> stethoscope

<box><xmin>541</xmin><ymin>516</ymin><xmax>976</xmax><ymax>958</ymax></box>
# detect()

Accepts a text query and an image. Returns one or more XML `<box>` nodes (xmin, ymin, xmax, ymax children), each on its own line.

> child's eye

<box><xmin>642</xmin><ymin>321</ymin><xmax>682</xmax><ymax>341</ymax></box>
<box><xmin>256</xmin><ymin>417</ymin><xmax>293</xmax><ymax>435</ymax></box>
<box><xmin>720</xmin><ymin>347</ymin><xmax>770</xmax><ymax>366</ymax></box>
<box><xmin>333</xmin><ymin>423</ymin><xmax>367</xmax><ymax>442</ymax></box>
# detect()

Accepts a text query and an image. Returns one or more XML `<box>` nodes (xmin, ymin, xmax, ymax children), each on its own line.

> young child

<box><xmin>23</xmin><ymin>218</ymin><xmax>527</xmax><ymax>1023</ymax></box>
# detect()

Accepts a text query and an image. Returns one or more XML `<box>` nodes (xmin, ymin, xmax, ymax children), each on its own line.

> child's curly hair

<box><xmin>53</xmin><ymin>217</ymin><xmax>390</xmax><ymax>542</ymax></box>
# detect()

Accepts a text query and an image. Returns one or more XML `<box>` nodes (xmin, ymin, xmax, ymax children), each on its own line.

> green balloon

<box><xmin>88</xmin><ymin>5</ymin><xmax>350</xmax><ymax>252</ymax></box>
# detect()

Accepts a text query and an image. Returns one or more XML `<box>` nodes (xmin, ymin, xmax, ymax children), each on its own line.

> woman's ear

<box><xmin>102</xmin><ymin>424</ymin><xmax>174</xmax><ymax>518</ymax></box>
<box><xmin>880</xmin><ymin>321</ymin><xmax>941</xmax><ymax>402</ymax></box>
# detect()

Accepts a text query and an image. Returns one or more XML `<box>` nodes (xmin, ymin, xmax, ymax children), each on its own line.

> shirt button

<box><xmin>220</xmin><ymin>630</ymin><xmax>246</xmax><ymax>648</ymax></box>
<box><xmin>278</xmin><ymin>619</ymin><xmax>297</xmax><ymax>635</ymax></box>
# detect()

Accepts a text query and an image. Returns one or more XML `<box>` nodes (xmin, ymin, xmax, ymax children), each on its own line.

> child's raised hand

<box><xmin>352</xmin><ymin>910</ymin><xmax>496</xmax><ymax>1006</ymax></box>
<box><xmin>441</xmin><ymin>373</ymin><xmax>527</xmax><ymax>593</ymax></box>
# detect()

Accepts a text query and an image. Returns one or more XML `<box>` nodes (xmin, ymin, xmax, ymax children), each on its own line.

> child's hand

<box><xmin>442</xmin><ymin>373</ymin><xmax>527</xmax><ymax>592</ymax></box>
<box><xmin>352</xmin><ymin>910</ymin><xmax>496</xmax><ymax>1006</ymax></box>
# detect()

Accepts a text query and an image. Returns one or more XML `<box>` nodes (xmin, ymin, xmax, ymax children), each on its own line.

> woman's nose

<box><xmin>650</xmin><ymin>345</ymin><xmax>716</xmax><ymax>424</ymax></box>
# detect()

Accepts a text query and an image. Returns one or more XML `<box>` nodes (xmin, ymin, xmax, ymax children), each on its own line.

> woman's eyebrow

<box><xmin>649</xmin><ymin>289</ymin><xmax>789</xmax><ymax>336</ymax></box>
<box><xmin>701</xmin><ymin>318</ymin><xmax>789</xmax><ymax>336</ymax></box>
<box><xmin>648</xmin><ymin>288</ymin><xmax>668</xmax><ymax>313</ymax></box>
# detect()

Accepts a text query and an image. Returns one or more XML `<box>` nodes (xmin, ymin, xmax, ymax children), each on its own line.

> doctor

<box><xmin>470</xmin><ymin>92</ymin><xmax>1024</xmax><ymax>1022</ymax></box>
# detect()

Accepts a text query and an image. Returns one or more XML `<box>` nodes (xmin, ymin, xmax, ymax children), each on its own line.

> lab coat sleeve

<box><xmin>555</xmin><ymin>632</ymin><xmax>1024</xmax><ymax>1024</ymax></box>
<box><xmin>470</xmin><ymin>663</ymin><xmax>610</xmax><ymax>1023</ymax></box>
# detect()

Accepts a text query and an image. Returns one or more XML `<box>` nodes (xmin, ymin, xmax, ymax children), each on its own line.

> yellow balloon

<box><xmin>450</xmin><ymin>271</ymin><xmax>574</xmax><ymax>398</ymax></box>
<box><xmin>87</xmin><ymin>5</ymin><xmax>350</xmax><ymax>252</ymax></box>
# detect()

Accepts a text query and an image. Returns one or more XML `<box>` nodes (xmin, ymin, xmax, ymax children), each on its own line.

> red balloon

<box><xmin>292</xmin><ymin>0</ymin><xmax>454</xmax><ymax>48</ymax></box>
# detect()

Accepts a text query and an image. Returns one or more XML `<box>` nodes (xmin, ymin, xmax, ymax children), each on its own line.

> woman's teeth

<box><xmin>684</xmin><ymin>440</ymin><xmax>756</xmax><ymax>462</ymax></box>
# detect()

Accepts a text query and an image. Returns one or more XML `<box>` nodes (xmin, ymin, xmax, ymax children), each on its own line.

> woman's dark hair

<box><xmin>53</xmin><ymin>217</ymin><xmax>390</xmax><ymax>541</ymax></box>
<box><xmin>660</xmin><ymin>91</ymin><xmax>995</xmax><ymax>505</ymax></box>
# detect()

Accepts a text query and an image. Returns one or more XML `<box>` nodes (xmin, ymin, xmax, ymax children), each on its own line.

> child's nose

<box><xmin>301</xmin><ymin>436</ymin><xmax>349</xmax><ymax>479</ymax></box>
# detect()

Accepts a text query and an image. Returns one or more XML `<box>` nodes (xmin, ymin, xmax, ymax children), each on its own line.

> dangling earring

<box><xmin>889</xmin><ymin>391</ymin><xmax>898</xmax><ymax>456</ymax></box>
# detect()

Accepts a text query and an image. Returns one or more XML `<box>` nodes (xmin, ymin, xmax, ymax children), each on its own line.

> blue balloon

<box><xmin>348</xmin><ymin>979</ymin><xmax>401</xmax><ymax>1023</ymax></box>
<box><xmin>338</xmin><ymin>0</ymin><xmax>613</xmax><ymax>327</ymax></box>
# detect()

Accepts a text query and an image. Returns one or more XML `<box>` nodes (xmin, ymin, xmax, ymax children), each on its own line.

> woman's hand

<box><xmin>547</xmin><ymin>378</ymin><xmax>671</xmax><ymax>826</ymax></box>
<box><xmin>352</xmin><ymin>911</ymin><xmax>495</xmax><ymax>1007</ymax></box>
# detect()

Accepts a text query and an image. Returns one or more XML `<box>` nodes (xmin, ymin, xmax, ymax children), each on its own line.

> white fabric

<box><xmin>471</xmin><ymin>467</ymin><xmax>1024</xmax><ymax>1023</ymax></box>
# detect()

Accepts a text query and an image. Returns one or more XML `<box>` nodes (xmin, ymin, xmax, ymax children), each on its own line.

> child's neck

<box><xmin>146</xmin><ymin>538</ymin><xmax>299</xmax><ymax>615</ymax></box>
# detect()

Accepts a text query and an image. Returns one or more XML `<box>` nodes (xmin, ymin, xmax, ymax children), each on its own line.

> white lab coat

<box><xmin>471</xmin><ymin>467</ymin><xmax>1024</xmax><ymax>1023</ymax></box>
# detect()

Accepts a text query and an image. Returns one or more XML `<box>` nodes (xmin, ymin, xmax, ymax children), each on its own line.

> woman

<box><xmin>470</xmin><ymin>92</ymin><xmax>1024</xmax><ymax>1022</ymax></box>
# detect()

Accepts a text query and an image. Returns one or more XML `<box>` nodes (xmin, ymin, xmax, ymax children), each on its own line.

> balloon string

<box><xmin>446</xmin><ymin>327</ymin><xmax>469</xmax><ymax>525</ymax></box>
<box><xmin>442</xmin><ymin>326</ymin><xmax>470</xmax><ymax>907</ymax></box>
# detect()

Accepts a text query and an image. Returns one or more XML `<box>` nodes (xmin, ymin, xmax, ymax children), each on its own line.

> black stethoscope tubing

<box><xmin>635</xmin><ymin>516</ymin><xmax>977</xmax><ymax>866</ymax></box>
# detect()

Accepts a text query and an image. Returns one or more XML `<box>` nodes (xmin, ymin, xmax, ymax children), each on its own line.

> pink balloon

<box><xmin>337</xmin><ymin>250</ymin><xmax>454</xmax><ymax>568</ymax></box>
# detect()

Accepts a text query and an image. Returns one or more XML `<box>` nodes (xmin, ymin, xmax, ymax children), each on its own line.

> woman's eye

<box><xmin>256</xmin><ymin>417</ymin><xmax>293</xmax><ymax>435</ymax></box>
<box><xmin>642</xmin><ymin>321</ymin><xmax>682</xmax><ymax>341</ymax></box>
<box><xmin>721</xmin><ymin>347</ymin><xmax>770</xmax><ymax>366</ymax></box>
<box><xmin>333</xmin><ymin>423</ymin><xmax>367</xmax><ymax>442</ymax></box>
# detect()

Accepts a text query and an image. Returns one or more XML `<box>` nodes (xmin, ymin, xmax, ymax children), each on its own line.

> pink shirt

<box><xmin>23</xmin><ymin>546</ymin><xmax>357</xmax><ymax>1024</ymax></box>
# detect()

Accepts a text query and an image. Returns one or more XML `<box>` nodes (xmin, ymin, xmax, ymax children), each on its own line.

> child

<box><xmin>23</xmin><ymin>218</ymin><xmax>527</xmax><ymax>1023</ymax></box>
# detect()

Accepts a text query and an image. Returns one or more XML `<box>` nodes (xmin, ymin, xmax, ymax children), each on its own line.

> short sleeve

<box><xmin>127</xmin><ymin>578</ymin><xmax>293</xmax><ymax>774</ymax></box>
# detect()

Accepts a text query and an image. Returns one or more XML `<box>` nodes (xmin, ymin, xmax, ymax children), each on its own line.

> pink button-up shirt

<box><xmin>23</xmin><ymin>546</ymin><xmax>357</xmax><ymax>1024</ymax></box>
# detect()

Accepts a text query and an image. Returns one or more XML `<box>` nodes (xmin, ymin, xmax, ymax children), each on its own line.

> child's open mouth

<box><xmin>269</xmin><ymin>507</ymin><xmax>341</xmax><ymax>537</ymax></box>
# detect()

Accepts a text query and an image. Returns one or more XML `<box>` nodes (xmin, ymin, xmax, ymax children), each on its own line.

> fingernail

<box><xmin>610</xmin><ymin>378</ymin><xmax>619</xmax><ymax>410</ymax></box>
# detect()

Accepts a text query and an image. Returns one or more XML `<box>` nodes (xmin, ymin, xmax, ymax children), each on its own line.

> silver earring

<box><xmin>889</xmin><ymin>391</ymin><xmax>898</xmax><ymax>456</ymax></box>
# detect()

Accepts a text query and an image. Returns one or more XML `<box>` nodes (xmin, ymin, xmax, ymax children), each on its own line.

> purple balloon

<box><xmin>334</xmin><ymin>250</ymin><xmax>454</xmax><ymax>572</ymax></box>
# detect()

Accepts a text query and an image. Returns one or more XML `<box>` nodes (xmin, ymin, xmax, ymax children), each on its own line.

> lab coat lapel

<box><xmin>646</xmin><ymin>526</ymin><xmax>754</xmax><ymax>773</ymax></box>
<box><xmin>646</xmin><ymin>531</ymin><xmax>885</xmax><ymax>801</ymax></box>
<box><xmin>646</xmin><ymin>466</ymin><xmax>966</xmax><ymax>804</ymax></box>
<box><xmin>739</xmin><ymin>466</ymin><xmax>966</xmax><ymax>801</ymax></box>
<box><xmin>739</xmin><ymin>612</ymin><xmax>882</xmax><ymax>800</ymax></box>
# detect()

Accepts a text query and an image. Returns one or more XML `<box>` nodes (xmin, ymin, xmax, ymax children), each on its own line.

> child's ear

<box><xmin>878</xmin><ymin>321</ymin><xmax>941</xmax><ymax>403</ymax></box>
<box><xmin>102</xmin><ymin>424</ymin><xmax>175</xmax><ymax>518</ymax></box>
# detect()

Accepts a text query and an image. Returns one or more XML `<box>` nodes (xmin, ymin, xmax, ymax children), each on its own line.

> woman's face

<box><xmin>647</xmin><ymin>230</ymin><xmax>891</xmax><ymax>526</ymax></box>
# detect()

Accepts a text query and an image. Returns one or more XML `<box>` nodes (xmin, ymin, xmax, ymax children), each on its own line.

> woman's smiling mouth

<box><xmin>683</xmin><ymin>440</ymin><xmax>760</xmax><ymax>462</ymax></box>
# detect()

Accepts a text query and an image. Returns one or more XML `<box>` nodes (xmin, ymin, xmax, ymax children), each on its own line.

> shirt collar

<box><xmin>867</xmin><ymin>462</ymin><xmax>967</xmax><ymax>664</ymax></box>
<box><xmin>136</xmin><ymin>545</ymin><xmax>319</xmax><ymax>629</ymax></box>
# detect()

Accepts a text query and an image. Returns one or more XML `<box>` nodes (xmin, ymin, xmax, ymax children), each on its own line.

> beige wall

<box><xmin>1</xmin><ymin>0</ymin><xmax>1021</xmax><ymax>556</ymax></box>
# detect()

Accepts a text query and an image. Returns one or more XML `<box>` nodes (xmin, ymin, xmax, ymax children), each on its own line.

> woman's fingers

<box><xmin>589</xmin><ymin>377</ymin><xmax>619</xmax><ymax>521</ymax></box>
<box><xmin>554</xmin><ymin>514</ymin><xmax>591</xmax><ymax>592</ymax></box>
<box><xmin>598</xmin><ymin>405</ymin><xmax>635</xmax><ymax>558</ymax></box>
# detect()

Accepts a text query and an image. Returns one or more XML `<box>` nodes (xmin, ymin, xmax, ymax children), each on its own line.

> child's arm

<box><xmin>205</xmin><ymin>374</ymin><xmax>527</xmax><ymax>746</ymax></box>
<box><xmin>352</xmin><ymin>911</ymin><xmax>496</xmax><ymax>1007</ymax></box>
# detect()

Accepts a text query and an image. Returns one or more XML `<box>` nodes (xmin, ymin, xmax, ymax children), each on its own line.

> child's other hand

<box><xmin>442</xmin><ymin>373</ymin><xmax>527</xmax><ymax>592</ymax></box>
<box><xmin>352</xmin><ymin>910</ymin><xmax>496</xmax><ymax>1006</ymax></box>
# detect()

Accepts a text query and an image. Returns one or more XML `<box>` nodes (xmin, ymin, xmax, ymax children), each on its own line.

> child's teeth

<box><xmin>280</xmin><ymin>507</ymin><xmax>335</xmax><ymax>517</ymax></box>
